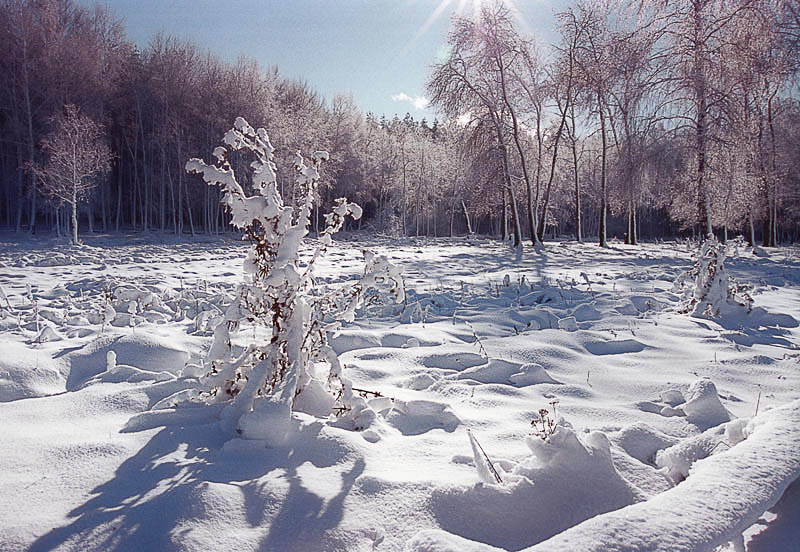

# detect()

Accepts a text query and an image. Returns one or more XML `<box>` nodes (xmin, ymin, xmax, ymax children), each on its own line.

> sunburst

<box><xmin>401</xmin><ymin>0</ymin><xmax>531</xmax><ymax>57</ymax></box>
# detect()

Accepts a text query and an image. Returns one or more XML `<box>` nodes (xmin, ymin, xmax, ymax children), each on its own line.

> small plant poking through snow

<box><xmin>531</xmin><ymin>407</ymin><xmax>557</xmax><ymax>441</ymax></box>
<box><xmin>185</xmin><ymin>117</ymin><xmax>403</xmax><ymax>442</ymax></box>
<box><xmin>674</xmin><ymin>237</ymin><xmax>753</xmax><ymax>317</ymax></box>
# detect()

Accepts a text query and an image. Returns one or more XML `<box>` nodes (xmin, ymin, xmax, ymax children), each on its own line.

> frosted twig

<box><xmin>468</xmin><ymin>429</ymin><xmax>502</xmax><ymax>484</ymax></box>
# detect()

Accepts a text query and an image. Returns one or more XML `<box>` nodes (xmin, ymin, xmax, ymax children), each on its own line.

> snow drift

<box><xmin>409</xmin><ymin>399</ymin><xmax>800</xmax><ymax>552</ymax></box>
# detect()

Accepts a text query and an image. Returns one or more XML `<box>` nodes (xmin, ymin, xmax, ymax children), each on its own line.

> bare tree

<box><xmin>515</xmin><ymin>42</ymin><xmax>548</xmax><ymax>244</ymax></box>
<box><xmin>427</xmin><ymin>2</ymin><xmax>526</xmax><ymax>248</ymax></box>
<box><xmin>562</xmin><ymin>2</ymin><xmax>617</xmax><ymax>247</ymax></box>
<box><xmin>33</xmin><ymin>104</ymin><xmax>113</xmax><ymax>244</ymax></box>
<box><xmin>546</xmin><ymin>8</ymin><xmax>584</xmax><ymax>243</ymax></box>
<box><xmin>653</xmin><ymin>0</ymin><xmax>756</xmax><ymax>238</ymax></box>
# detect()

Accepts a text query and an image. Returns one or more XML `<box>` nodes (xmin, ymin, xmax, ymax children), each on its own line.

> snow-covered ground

<box><xmin>1</xmin><ymin>233</ymin><xmax>798</xmax><ymax>552</ymax></box>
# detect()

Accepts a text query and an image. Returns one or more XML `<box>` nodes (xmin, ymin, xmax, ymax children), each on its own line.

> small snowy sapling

<box><xmin>674</xmin><ymin>237</ymin><xmax>753</xmax><ymax>317</ymax></box>
<box><xmin>186</xmin><ymin>117</ymin><xmax>403</xmax><ymax>442</ymax></box>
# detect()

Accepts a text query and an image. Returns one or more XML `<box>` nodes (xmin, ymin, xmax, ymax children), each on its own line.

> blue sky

<box><xmin>93</xmin><ymin>0</ymin><xmax>561</xmax><ymax>119</ymax></box>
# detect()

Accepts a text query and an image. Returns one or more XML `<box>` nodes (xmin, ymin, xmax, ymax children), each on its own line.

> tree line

<box><xmin>1</xmin><ymin>0</ymin><xmax>798</xmax><ymax>245</ymax></box>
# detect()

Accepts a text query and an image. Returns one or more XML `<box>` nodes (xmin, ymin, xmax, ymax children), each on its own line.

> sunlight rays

<box><xmin>400</xmin><ymin>0</ymin><xmax>533</xmax><ymax>58</ymax></box>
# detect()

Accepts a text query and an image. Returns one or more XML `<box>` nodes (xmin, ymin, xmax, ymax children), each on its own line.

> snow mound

<box><xmin>584</xmin><ymin>339</ymin><xmax>646</xmax><ymax>356</ymax></box>
<box><xmin>682</xmin><ymin>379</ymin><xmax>730</xmax><ymax>428</ymax></box>
<box><xmin>411</xmin><ymin>400</ymin><xmax>800</xmax><ymax>552</ymax></box>
<box><xmin>421</xmin><ymin>351</ymin><xmax>486</xmax><ymax>370</ymax></box>
<box><xmin>401</xmin><ymin>373</ymin><xmax>439</xmax><ymax>390</ymax></box>
<box><xmin>430</xmin><ymin>422</ymin><xmax>637</xmax><ymax>550</ymax></box>
<box><xmin>0</xmin><ymin>342</ymin><xmax>66</xmax><ymax>401</ymax></box>
<box><xmin>635</xmin><ymin>380</ymin><xmax>730</xmax><ymax>427</ymax></box>
<box><xmin>383</xmin><ymin>399</ymin><xmax>460</xmax><ymax>436</ymax></box>
<box><xmin>557</xmin><ymin>316</ymin><xmax>578</xmax><ymax>332</ymax></box>
<box><xmin>331</xmin><ymin>327</ymin><xmax>461</xmax><ymax>354</ymax></box>
<box><xmin>508</xmin><ymin>363</ymin><xmax>559</xmax><ymax>386</ymax></box>
<box><xmin>610</xmin><ymin>422</ymin><xmax>679</xmax><ymax>464</ymax></box>
<box><xmin>329</xmin><ymin>331</ymin><xmax>382</xmax><ymax>354</ymax></box>
<box><xmin>656</xmin><ymin>418</ymin><xmax>749</xmax><ymax>483</ymax></box>
<box><xmin>64</xmin><ymin>333</ymin><xmax>190</xmax><ymax>390</ymax></box>
<box><xmin>572</xmin><ymin>303</ymin><xmax>602</xmax><ymax>322</ymax></box>
<box><xmin>87</xmin><ymin>364</ymin><xmax>177</xmax><ymax>385</ymax></box>
<box><xmin>456</xmin><ymin>358</ymin><xmax>520</xmax><ymax>384</ymax></box>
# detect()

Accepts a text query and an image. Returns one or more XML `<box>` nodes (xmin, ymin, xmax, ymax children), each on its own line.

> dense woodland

<box><xmin>1</xmin><ymin>0</ymin><xmax>799</xmax><ymax>245</ymax></box>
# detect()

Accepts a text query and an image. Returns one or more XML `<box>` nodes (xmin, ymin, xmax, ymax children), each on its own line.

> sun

<box><xmin>402</xmin><ymin>0</ymin><xmax>531</xmax><ymax>56</ymax></box>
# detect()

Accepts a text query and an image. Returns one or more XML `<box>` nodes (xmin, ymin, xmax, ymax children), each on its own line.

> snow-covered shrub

<box><xmin>674</xmin><ymin>237</ymin><xmax>752</xmax><ymax>316</ymax></box>
<box><xmin>186</xmin><ymin>117</ymin><xmax>403</xmax><ymax>443</ymax></box>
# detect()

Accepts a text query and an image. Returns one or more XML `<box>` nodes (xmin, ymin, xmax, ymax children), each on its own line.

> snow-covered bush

<box><xmin>185</xmin><ymin>117</ymin><xmax>403</xmax><ymax>443</ymax></box>
<box><xmin>675</xmin><ymin>237</ymin><xmax>752</xmax><ymax>316</ymax></box>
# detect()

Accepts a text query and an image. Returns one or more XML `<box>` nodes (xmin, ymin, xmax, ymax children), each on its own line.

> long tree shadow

<box><xmin>29</xmin><ymin>412</ymin><xmax>361</xmax><ymax>552</ymax></box>
<box><xmin>258</xmin><ymin>457</ymin><xmax>365</xmax><ymax>551</ymax></box>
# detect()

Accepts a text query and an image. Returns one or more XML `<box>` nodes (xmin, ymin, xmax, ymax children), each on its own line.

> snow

<box><xmin>410</xmin><ymin>399</ymin><xmax>800</xmax><ymax>552</ymax></box>
<box><xmin>0</xmin><ymin>235</ymin><xmax>798</xmax><ymax>551</ymax></box>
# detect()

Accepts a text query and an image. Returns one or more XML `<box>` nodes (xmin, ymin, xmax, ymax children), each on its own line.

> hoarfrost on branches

<box><xmin>674</xmin><ymin>237</ymin><xmax>753</xmax><ymax>317</ymax></box>
<box><xmin>185</xmin><ymin>117</ymin><xmax>403</xmax><ymax>443</ymax></box>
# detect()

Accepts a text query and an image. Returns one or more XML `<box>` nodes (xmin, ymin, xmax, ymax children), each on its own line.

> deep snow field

<box><xmin>0</xmin><ymin>233</ymin><xmax>798</xmax><ymax>552</ymax></box>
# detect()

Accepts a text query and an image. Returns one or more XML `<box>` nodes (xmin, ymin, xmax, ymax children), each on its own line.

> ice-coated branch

<box><xmin>185</xmin><ymin>116</ymin><xmax>403</xmax><ymax>443</ymax></box>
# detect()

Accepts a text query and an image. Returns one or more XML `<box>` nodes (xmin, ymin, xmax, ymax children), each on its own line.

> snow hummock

<box><xmin>682</xmin><ymin>378</ymin><xmax>731</xmax><ymax>428</ymax></box>
<box><xmin>409</xmin><ymin>400</ymin><xmax>800</xmax><ymax>552</ymax></box>
<box><xmin>431</xmin><ymin>421</ymin><xmax>638</xmax><ymax>550</ymax></box>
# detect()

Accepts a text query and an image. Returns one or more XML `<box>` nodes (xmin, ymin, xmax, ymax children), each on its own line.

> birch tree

<box><xmin>33</xmin><ymin>104</ymin><xmax>113</xmax><ymax>244</ymax></box>
<box><xmin>427</xmin><ymin>2</ymin><xmax>527</xmax><ymax>248</ymax></box>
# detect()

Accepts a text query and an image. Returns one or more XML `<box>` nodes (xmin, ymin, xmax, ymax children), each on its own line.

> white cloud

<box><xmin>391</xmin><ymin>92</ymin><xmax>430</xmax><ymax>110</ymax></box>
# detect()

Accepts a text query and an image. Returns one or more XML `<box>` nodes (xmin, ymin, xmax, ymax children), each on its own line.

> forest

<box><xmin>1</xmin><ymin>0</ymin><xmax>799</xmax><ymax>246</ymax></box>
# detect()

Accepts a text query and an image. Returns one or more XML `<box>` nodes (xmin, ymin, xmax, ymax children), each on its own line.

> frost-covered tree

<box><xmin>427</xmin><ymin>2</ymin><xmax>527</xmax><ymax>248</ymax></box>
<box><xmin>186</xmin><ymin>117</ymin><xmax>403</xmax><ymax>444</ymax></box>
<box><xmin>33</xmin><ymin>104</ymin><xmax>113</xmax><ymax>244</ymax></box>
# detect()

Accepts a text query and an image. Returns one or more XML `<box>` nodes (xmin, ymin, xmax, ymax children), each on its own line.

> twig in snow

<box><xmin>352</xmin><ymin>387</ymin><xmax>385</xmax><ymax>399</ymax></box>
<box><xmin>754</xmin><ymin>388</ymin><xmax>761</xmax><ymax>417</ymax></box>
<box><xmin>464</xmin><ymin>319</ymin><xmax>488</xmax><ymax>358</ymax></box>
<box><xmin>468</xmin><ymin>429</ymin><xmax>503</xmax><ymax>484</ymax></box>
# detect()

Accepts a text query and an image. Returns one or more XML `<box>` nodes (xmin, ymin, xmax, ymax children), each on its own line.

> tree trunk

<box><xmin>599</xmin><ymin>100</ymin><xmax>608</xmax><ymax>248</ymax></box>
<box><xmin>499</xmin><ymin>60</ymin><xmax>538</xmax><ymax>248</ymax></box>
<box><xmin>87</xmin><ymin>202</ymin><xmax>94</xmax><ymax>233</ymax></box>
<box><xmin>71</xmin><ymin>188</ymin><xmax>78</xmax><ymax>245</ymax></box>
<box><xmin>100</xmin><ymin>176</ymin><xmax>107</xmax><ymax>232</ymax></box>
<box><xmin>24</xmin><ymin>62</ymin><xmax>36</xmax><ymax>234</ymax></box>
<box><xmin>768</xmin><ymin>94</ymin><xmax>778</xmax><ymax>246</ymax></box>
<box><xmin>693</xmin><ymin>4</ymin><xmax>713</xmax><ymax>240</ymax></box>
<box><xmin>461</xmin><ymin>200</ymin><xmax>473</xmax><ymax>235</ymax></box>
<box><xmin>15</xmin><ymin>145</ymin><xmax>24</xmax><ymax>232</ymax></box>
<box><xmin>160</xmin><ymin>143</ymin><xmax>166</xmax><ymax>231</ymax></box>
<box><xmin>569</xmin><ymin>105</ymin><xmax>581</xmax><ymax>242</ymax></box>
<box><xmin>177</xmin><ymin>135</ymin><xmax>183</xmax><ymax>235</ymax></box>
<box><xmin>572</xmin><ymin>145</ymin><xmax>581</xmax><ymax>242</ymax></box>
<box><xmin>538</xmin><ymin>111</ymin><xmax>567</xmax><ymax>241</ymax></box>
<box><xmin>185</xmin><ymin>177</ymin><xmax>195</xmax><ymax>236</ymax></box>
<box><xmin>116</xmin><ymin>147</ymin><xmax>122</xmax><ymax>231</ymax></box>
